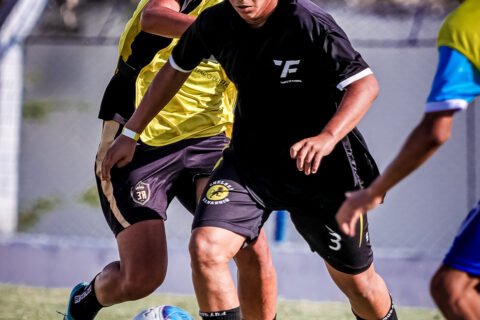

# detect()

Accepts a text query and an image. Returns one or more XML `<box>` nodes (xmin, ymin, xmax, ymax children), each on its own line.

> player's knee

<box><xmin>120</xmin><ymin>266</ymin><xmax>166</xmax><ymax>301</ymax></box>
<box><xmin>341</xmin><ymin>272</ymin><xmax>379</xmax><ymax>301</ymax></box>
<box><xmin>120</xmin><ymin>273</ymin><xmax>163</xmax><ymax>300</ymax></box>
<box><xmin>189</xmin><ymin>230</ymin><xmax>230</xmax><ymax>273</ymax></box>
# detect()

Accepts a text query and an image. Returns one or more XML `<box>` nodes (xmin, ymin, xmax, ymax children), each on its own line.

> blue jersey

<box><xmin>425</xmin><ymin>0</ymin><xmax>480</xmax><ymax>113</ymax></box>
<box><xmin>426</xmin><ymin>46</ymin><xmax>480</xmax><ymax>113</ymax></box>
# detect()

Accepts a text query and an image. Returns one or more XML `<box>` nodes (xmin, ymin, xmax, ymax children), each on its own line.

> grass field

<box><xmin>0</xmin><ymin>284</ymin><xmax>444</xmax><ymax>320</ymax></box>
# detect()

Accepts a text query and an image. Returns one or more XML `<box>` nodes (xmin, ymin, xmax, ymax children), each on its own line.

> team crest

<box><xmin>131</xmin><ymin>181</ymin><xmax>150</xmax><ymax>205</ymax></box>
<box><xmin>203</xmin><ymin>180</ymin><xmax>234</xmax><ymax>205</ymax></box>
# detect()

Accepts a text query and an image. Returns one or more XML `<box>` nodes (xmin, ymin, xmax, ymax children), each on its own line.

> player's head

<box><xmin>228</xmin><ymin>0</ymin><xmax>278</xmax><ymax>28</ymax></box>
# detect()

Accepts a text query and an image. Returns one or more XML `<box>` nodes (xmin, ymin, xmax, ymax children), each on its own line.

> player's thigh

<box><xmin>116</xmin><ymin>219</ymin><xmax>168</xmax><ymax>279</ymax></box>
<box><xmin>433</xmin><ymin>265</ymin><xmax>480</xmax><ymax>295</ymax></box>
<box><xmin>234</xmin><ymin>229</ymin><xmax>272</xmax><ymax>267</ymax></box>
<box><xmin>443</xmin><ymin>201</ymin><xmax>480</xmax><ymax>277</ymax></box>
<box><xmin>290</xmin><ymin>204</ymin><xmax>373</xmax><ymax>275</ymax></box>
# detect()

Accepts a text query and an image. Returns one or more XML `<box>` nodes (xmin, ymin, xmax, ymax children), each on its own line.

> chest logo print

<box><xmin>273</xmin><ymin>59</ymin><xmax>302</xmax><ymax>84</ymax></box>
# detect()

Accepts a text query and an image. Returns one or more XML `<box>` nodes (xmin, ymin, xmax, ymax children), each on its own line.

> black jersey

<box><xmin>170</xmin><ymin>0</ymin><xmax>378</xmax><ymax>198</ymax></box>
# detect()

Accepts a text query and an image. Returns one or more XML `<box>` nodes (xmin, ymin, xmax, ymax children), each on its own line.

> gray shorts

<box><xmin>193</xmin><ymin>148</ymin><xmax>373</xmax><ymax>274</ymax></box>
<box><xmin>96</xmin><ymin>121</ymin><xmax>229</xmax><ymax>236</ymax></box>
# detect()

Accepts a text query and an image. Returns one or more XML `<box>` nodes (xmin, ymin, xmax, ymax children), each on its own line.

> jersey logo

<box><xmin>273</xmin><ymin>59</ymin><xmax>302</xmax><ymax>84</ymax></box>
<box><xmin>203</xmin><ymin>180</ymin><xmax>234</xmax><ymax>205</ymax></box>
<box><xmin>131</xmin><ymin>181</ymin><xmax>151</xmax><ymax>205</ymax></box>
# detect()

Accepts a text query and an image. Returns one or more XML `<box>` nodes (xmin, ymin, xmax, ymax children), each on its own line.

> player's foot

<box><xmin>65</xmin><ymin>282</ymin><xmax>98</xmax><ymax>320</ymax></box>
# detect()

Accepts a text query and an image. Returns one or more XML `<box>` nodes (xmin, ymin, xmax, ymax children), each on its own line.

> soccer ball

<box><xmin>132</xmin><ymin>305</ymin><xmax>194</xmax><ymax>320</ymax></box>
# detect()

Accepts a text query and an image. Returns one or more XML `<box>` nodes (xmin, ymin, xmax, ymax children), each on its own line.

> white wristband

<box><xmin>122</xmin><ymin>127</ymin><xmax>140</xmax><ymax>141</ymax></box>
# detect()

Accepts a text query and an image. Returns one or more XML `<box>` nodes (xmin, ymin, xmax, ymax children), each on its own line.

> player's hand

<box><xmin>290</xmin><ymin>133</ymin><xmax>336</xmax><ymax>175</ymax></box>
<box><xmin>101</xmin><ymin>135</ymin><xmax>137</xmax><ymax>181</ymax></box>
<box><xmin>335</xmin><ymin>188</ymin><xmax>383</xmax><ymax>237</ymax></box>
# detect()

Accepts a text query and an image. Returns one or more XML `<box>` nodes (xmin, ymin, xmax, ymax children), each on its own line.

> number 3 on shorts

<box><xmin>326</xmin><ymin>225</ymin><xmax>342</xmax><ymax>251</ymax></box>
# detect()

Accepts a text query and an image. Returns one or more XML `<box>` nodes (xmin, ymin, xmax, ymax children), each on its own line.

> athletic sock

<box><xmin>241</xmin><ymin>313</ymin><xmax>276</xmax><ymax>320</ymax></box>
<box><xmin>199</xmin><ymin>307</ymin><xmax>241</xmax><ymax>320</ymax></box>
<box><xmin>70</xmin><ymin>276</ymin><xmax>103</xmax><ymax>320</ymax></box>
<box><xmin>379</xmin><ymin>300</ymin><xmax>397</xmax><ymax>320</ymax></box>
<box><xmin>352</xmin><ymin>297</ymin><xmax>398</xmax><ymax>320</ymax></box>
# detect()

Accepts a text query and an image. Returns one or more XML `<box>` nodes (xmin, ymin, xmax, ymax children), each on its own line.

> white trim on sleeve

<box><xmin>168</xmin><ymin>56</ymin><xmax>194</xmax><ymax>73</ymax></box>
<box><xmin>425</xmin><ymin>99</ymin><xmax>469</xmax><ymax>113</ymax></box>
<box><xmin>336</xmin><ymin>68</ymin><xmax>373</xmax><ymax>91</ymax></box>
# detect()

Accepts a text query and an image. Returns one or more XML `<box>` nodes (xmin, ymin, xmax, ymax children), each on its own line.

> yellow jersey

<box><xmin>132</xmin><ymin>0</ymin><xmax>235</xmax><ymax>146</ymax></box>
<box><xmin>437</xmin><ymin>0</ymin><xmax>480</xmax><ymax>70</ymax></box>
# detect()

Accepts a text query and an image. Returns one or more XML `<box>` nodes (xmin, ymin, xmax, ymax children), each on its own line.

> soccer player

<box><xmin>336</xmin><ymin>0</ymin><xmax>480</xmax><ymax>318</ymax></box>
<box><xmin>101</xmin><ymin>0</ymin><xmax>398</xmax><ymax>319</ymax></box>
<box><xmin>64</xmin><ymin>0</ymin><xmax>277</xmax><ymax>319</ymax></box>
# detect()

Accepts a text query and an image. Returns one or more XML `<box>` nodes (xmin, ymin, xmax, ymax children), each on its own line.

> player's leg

<box><xmin>190</xmin><ymin>228</ymin><xmax>277</xmax><ymax>320</ymax></box>
<box><xmin>430</xmin><ymin>266</ymin><xmax>480</xmax><ymax>319</ymax></box>
<box><xmin>172</xmin><ymin>135</ymin><xmax>277</xmax><ymax>319</ymax></box>
<box><xmin>94</xmin><ymin>220</ymin><xmax>168</xmax><ymax>305</ymax></box>
<box><xmin>290</xmin><ymin>207</ymin><xmax>396</xmax><ymax>320</ymax></box>
<box><xmin>67</xmin><ymin>198</ymin><xmax>168</xmax><ymax>319</ymax></box>
<box><xmin>176</xmin><ymin>172</ymin><xmax>275</xmax><ymax>320</ymax></box>
<box><xmin>325</xmin><ymin>263</ymin><xmax>394</xmax><ymax>319</ymax></box>
<box><xmin>190</xmin><ymin>226</ymin><xmax>245</xmax><ymax>315</ymax></box>
<box><xmin>233</xmin><ymin>229</ymin><xmax>277</xmax><ymax>320</ymax></box>
<box><xmin>194</xmin><ymin>176</ymin><xmax>277</xmax><ymax>319</ymax></box>
<box><xmin>430</xmin><ymin>202</ymin><xmax>480</xmax><ymax>319</ymax></box>
<box><xmin>189</xmin><ymin>157</ymin><xmax>271</xmax><ymax>319</ymax></box>
<box><xmin>65</xmin><ymin>121</ymin><xmax>174</xmax><ymax>319</ymax></box>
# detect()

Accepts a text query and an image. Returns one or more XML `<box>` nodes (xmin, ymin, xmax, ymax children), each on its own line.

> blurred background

<box><xmin>1</xmin><ymin>0</ymin><xmax>477</xmax><ymax>310</ymax></box>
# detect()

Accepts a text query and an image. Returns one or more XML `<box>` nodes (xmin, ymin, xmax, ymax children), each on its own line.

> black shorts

<box><xmin>193</xmin><ymin>149</ymin><xmax>373</xmax><ymax>275</ymax></box>
<box><xmin>95</xmin><ymin>120</ymin><xmax>229</xmax><ymax>236</ymax></box>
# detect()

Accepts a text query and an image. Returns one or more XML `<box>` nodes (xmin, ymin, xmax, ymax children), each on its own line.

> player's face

<box><xmin>229</xmin><ymin>0</ymin><xmax>278</xmax><ymax>28</ymax></box>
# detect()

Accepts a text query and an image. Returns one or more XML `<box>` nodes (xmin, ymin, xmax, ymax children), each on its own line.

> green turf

<box><xmin>0</xmin><ymin>284</ymin><xmax>444</xmax><ymax>319</ymax></box>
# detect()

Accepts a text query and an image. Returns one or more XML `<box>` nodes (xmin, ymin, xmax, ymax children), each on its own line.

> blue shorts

<box><xmin>425</xmin><ymin>46</ymin><xmax>480</xmax><ymax>113</ymax></box>
<box><xmin>443</xmin><ymin>201</ymin><xmax>480</xmax><ymax>276</ymax></box>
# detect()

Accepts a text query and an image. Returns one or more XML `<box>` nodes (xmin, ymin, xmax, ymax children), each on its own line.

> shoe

<box><xmin>64</xmin><ymin>282</ymin><xmax>90</xmax><ymax>320</ymax></box>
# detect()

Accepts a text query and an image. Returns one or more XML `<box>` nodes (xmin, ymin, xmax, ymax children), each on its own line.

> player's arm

<box><xmin>290</xmin><ymin>74</ymin><xmax>379</xmax><ymax>175</ymax></box>
<box><xmin>141</xmin><ymin>0</ymin><xmax>195</xmax><ymax>38</ymax></box>
<box><xmin>336</xmin><ymin>45</ymin><xmax>479</xmax><ymax>236</ymax></box>
<box><xmin>336</xmin><ymin>110</ymin><xmax>454</xmax><ymax>236</ymax></box>
<box><xmin>101</xmin><ymin>62</ymin><xmax>191</xmax><ymax>181</ymax></box>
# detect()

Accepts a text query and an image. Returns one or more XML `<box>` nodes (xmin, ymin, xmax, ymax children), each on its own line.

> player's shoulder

<box><xmin>197</xmin><ymin>0</ymin><xmax>228</xmax><ymax>20</ymax></box>
<box><xmin>194</xmin><ymin>0</ymin><xmax>228</xmax><ymax>31</ymax></box>
<box><xmin>293</xmin><ymin>0</ymin><xmax>343</xmax><ymax>35</ymax></box>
